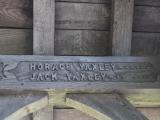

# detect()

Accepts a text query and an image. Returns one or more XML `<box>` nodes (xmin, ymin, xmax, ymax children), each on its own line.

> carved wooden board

<box><xmin>0</xmin><ymin>56</ymin><xmax>159</xmax><ymax>90</ymax></box>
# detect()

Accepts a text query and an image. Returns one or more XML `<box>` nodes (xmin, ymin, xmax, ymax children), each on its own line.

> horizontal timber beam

<box><xmin>0</xmin><ymin>55</ymin><xmax>159</xmax><ymax>91</ymax></box>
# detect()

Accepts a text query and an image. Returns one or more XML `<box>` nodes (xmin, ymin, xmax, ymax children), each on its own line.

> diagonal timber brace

<box><xmin>1</xmin><ymin>91</ymin><xmax>154</xmax><ymax>120</ymax></box>
<box><xmin>0</xmin><ymin>55</ymin><xmax>159</xmax><ymax>120</ymax></box>
<box><xmin>66</xmin><ymin>94</ymin><xmax>149</xmax><ymax>120</ymax></box>
<box><xmin>0</xmin><ymin>91</ymin><xmax>48</xmax><ymax>120</ymax></box>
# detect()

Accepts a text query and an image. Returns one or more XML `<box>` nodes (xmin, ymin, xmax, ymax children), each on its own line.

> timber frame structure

<box><xmin>0</xmin><ymin>0</ymin><xmax>160</xmax><ymax>120</ymax></box>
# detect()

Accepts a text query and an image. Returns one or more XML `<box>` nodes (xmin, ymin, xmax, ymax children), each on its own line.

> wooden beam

<box><xmin>0</xmin><ymin>29</ymin><xmax>33</xmax><ymax>55</ymax></box>
<box><xmin>1</xmin><ymin>1</ymin><xmax>160</xmax><ymax>33</ymax></box>
<box><xmin>1</xmin><ymin>29</ymin><xmax>160</xmax><ymax>56</ymax></box>
<box><xmin>53</xmin><ymin>108</ymin><xmax>160</xmax><ymax>120</ymax></box>
<box><xmin>33</xmin><ymin>107</ymin><xmax>54</xmax><ymax>120</ymax></box>
<box><xmin>111</xmin><ymin>0</ymin><xmax>134</xmax><ymax>56</ymax></box>
<box><xmin>0</xmin><ymin>56</ymin><xmax>159</xmax><ymax>109</ymax></box>
<box><xmin>0</xmin><ymin>92</ymin><xmax>48</xmax><ymax>120</ymax></box>
<box><xmin>0</xmin><ymin>56</ymin><xmax>159</xmax><ymax>90</ymax></box>
<box><xmin>33</xmin><ymin>0</ymin><xmax>55</xmax><ymax>119</ymax></box>
<box><xmin>66</xmin><ymin>94</ymin><xmax>149</xmax><ymax>120</ymax></box>
<box><xmin>53</xmin><ymin>109</ymin><xmax>97</xmax><ymax>120</ymax></box>
<box><xmin>0</xmin><ymin>89</ymin><xmax>158</xmax><ymax>120</ymax></box>
<box><xmin>33</xmin><ymin>0</ymin><xmax>55</xmax><ymax>55</ymax></box>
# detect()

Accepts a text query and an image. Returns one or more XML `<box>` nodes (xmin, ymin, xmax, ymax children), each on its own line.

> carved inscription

<box><xmin>2</xmin><ymin>61</ymin><xmax>157</xmax><ymax>82</ymax></box>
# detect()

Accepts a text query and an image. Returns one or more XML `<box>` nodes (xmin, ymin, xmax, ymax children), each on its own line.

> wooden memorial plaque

<box><xmin>0</xmin><ymin>56</ymin><xmax>159</xmax><ymax>91</ymax></box>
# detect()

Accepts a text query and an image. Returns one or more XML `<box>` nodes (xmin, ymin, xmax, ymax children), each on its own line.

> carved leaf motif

<box><xmin>0</xmin><ymin>62</ymin><xmax>8</xmax><ymax>80</ymax></box>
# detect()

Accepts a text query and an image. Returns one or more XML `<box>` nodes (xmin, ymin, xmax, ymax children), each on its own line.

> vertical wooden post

<box><xmin>34</xmin><ymin>0</ymin><xmax>55</xmax><ymax>55</ymax></box>
<box><xmin>110</xmin><ymin>1</ymin><xmax>148</xmax><ymax>119</ymax></box>
<box><xmin>111</xmin><ymin>0</ymin><xmax>134</xmax><ymax>56</ymax></box>
<box><xmin>33</xmin><ymin>0</ymin><xmax>55</xmax><ymax>119</ymax></box>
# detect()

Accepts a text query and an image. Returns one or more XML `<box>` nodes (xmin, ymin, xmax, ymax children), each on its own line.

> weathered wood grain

<box><xmin>0</xmin><ymin>90</ymin><xmax>158</xmax><ymax>119</ymax></box>
<box><xmin>1</xmin><ymin>1</ymin><xmax>160</xmax><ymax>33</ymax></box>
<box><xmin>58</xmin><ymin>108</ymin><xmax>160</xmax><ymax>120</ymax></box>
<box><xmin>0</xmin><ymin>0</ymin><xmax>159</xmax><ymax>120</ymax></box>
<box><xmin>0</xmin><ymin>1</ymin><xmax>110</xmax><ymax>29</ymax></box>
<box><xmin>33</xmin><ymin>0</ymin><xmax>55</xmax><ymax>55</ymax></box>
<box><xmin>53</xmin><ymin>108</ymin><xmax>160</xmax><ymax>120</ymax></box>
<box><xmin>0</xmin><ymin>56</ymin><xmax>159</xmax><ymax>90</ymax></box>
<box><xmin>0</xmin><ymin>29</ymin><xmax>110</xmax><ymax>56</ymax></box>
<box><xmin>111</xmin><ymin>0</ymin><xmax>134</xmax><ymax>56</ymax></box>
<box><xmin>132</xmin><ymin>32</ymin><xmax>160</xmax><ymax>56</ymax></box>
<box><xmin>33</xmin><ymin>107</ymin><xmax>53</xmax><ymax>120</ymax></box>
<box><xmin>135</xmin><ymin>0</ymin><xmax>160</xmax><ymax>6</ymax></box>
<box><xmin>0</xmin><ymin>29</ymin><xmax>32</xmax><ymax>55</ymax></box>
<box><xmin>1</xmin><ymin>91</ymin><xmax>159</xmax><ymax>120</ymax></box>
<box><xmin>33</xmin><ymin>0</ymin><xmax>55</xmax><ymax>118</ymax></box>
<box><xmin>56</xmin><ymin>0</ymin><xmax>110</xmax><ymax>3</ymax></box>
<box><xmin>53</xmin><ymin>109</ymin><xmax>96</xmax><ymax>120</ymax></box>
<box><xmin>0</xmin><ymin>93</ymin><xmax>48</xmax><ymax>120</ymax></box>
<box><xmin>55</xmin><ymin>2</ymin><xmax>110</xmax><ymax>30</ymax></box>
<box><xmin>1</xmin><ymin>89</ymin><xmax>158</xmax><ymax>120</ymax></box>
<box><xmin>0</xmin><ymin>29</ymin><xmax>160</xmax><ymax>56</ymax></box>
<box><xmin>133</xmin><ymin>6</ymin><xmax>160</xmax><ymax>32</ymax></box>
<box><xmin>66</xmin><ymin>94</ymin><xmax>149</xmax><ymax>120</ymax></box>
<box><xmin>57</xmin><ymin>0</ymin><xmax>160</xmax><ymax>6</ymax></box>
<box><xmin>2</xmin><ymin>92</ymin><xmax>159</xmax><ymax>120</ymax></box>
<box><xmin>0</xmin><ymin>0</ymin><xmax>33</xmax><ymax>28</ymax></box>
<box><xmin>55</xmin><ymin>30</ymin><xmax>109</xmax><ymax>55</ymax></box>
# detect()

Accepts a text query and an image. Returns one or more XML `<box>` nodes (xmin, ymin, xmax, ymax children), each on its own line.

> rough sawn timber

<box><xmin>33</xmin><ymin>0</ymin><xmax>55</xmax><ymax>55</ymax></box>
<box><xmin>33</xmin><ymin>0</ymin><xmax>55</xmax><ymax>119</ymax></box>
<box><xmin>111</xmin><ymin>0</ymin><xmax>134</xmax><ymax>56</ymax></box>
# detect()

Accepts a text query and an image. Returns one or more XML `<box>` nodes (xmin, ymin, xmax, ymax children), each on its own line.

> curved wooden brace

<box><xmin>0</xmin><ymin>92</ymin><xmax>48</xmax><ymax>120</ymax></box>
<box><xmin>0</xmin><ymin>92</ymin><xmax>153</xmax><ymax>120</ymax></box>
<box><xmin>66</xmin><ymin>94</ymin><xmax>149</xmax><ymax>120</ymax></box>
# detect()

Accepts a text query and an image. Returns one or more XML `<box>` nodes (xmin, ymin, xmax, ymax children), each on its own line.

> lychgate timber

<box><xmin>0</xmin><ymin>56</ymin><xmax>159</xmax><ymax>90</ymax></box>
<box><xmin>1</xmin><ymin>0</ymin><xmax>160</xmax><ymax>119</ymax></box>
